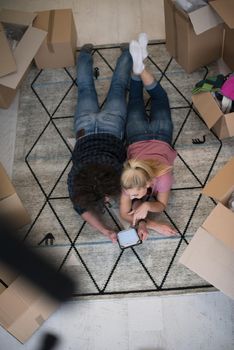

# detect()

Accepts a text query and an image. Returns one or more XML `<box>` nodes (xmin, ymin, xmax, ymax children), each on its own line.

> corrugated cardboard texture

<box><xmin>0</xmin><ymin>193</ymin><xmax>31</xmax><ymax>229</ymax></box>
<box><xmin>192</xmin><ymin>92</ymin><xmax>223</xmax><ymax>128</ymax></box>
<box><xmin>0</xmin><ymin>27</ymin><xmax>47</xmax><ymax>89</ymax></box>
<box><xmin>179</xmin><ymin>227</ymin><xmax>234</xmax><ymax>299</ymax></box>
<box><xmin>33</xmin><ymin>9</ymin><xmax>77</xmax><ymax>69</ymax></box>
<box><xmin>202</xmin><ymin>203</ymin><xmax>234</xmax><ymax>250</ymax></box>
<box><xmin>0</xmin><ymin>23</ymin><xmax>17</xmax><ymax>78</ymax></box>
<box><xmin>210</xmin><ymin>0</ymin><xmax>234</xmax><ymax>29</ymax></box>
<box><xmin>0</xmin><ymin>83</ymin><xmax>17</xmax><ymax>109</ymax></box>
<box><xmin>0</xmin><ymin>9</ymin><xmax>36</xmax><ymax>26</ymax></box>
<box><xmin>0</xmin><ymin>163</ymin><xmax>15</xmax><ymax>199</ymax></box>
<box><xmin>223</xmin><ymin>25</ymin><xmax>234</xmax><ymax>71</ymax></box>
<box><xmin>202</xmin><ymin>157</ymin><xmax>234</xmax><ymax>203</ymax></box>
<box><xmin>0</xmin><ymin>262</ymin><xmax>18</xmax><ymax>289</ymax></box>
<box><xmin>0</xmin><ymin>276</ymin><xmax>58</xmax><ymax>343</ymax></box>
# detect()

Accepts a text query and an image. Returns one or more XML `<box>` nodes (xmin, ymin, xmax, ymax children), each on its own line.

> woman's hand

<box><xmin>128</xmin><ymin>202</ymin><xmax>149</xmax><ymax>226</ymax></box>
<box><xmin>102</xmin><ymin>229</ymin><xmax>117</xmax><ymax>243</ymax></box>
<box><xmin>137</xmin><ymin>221</ymin><xmax>149</xmax><ymax>241</ymax></box>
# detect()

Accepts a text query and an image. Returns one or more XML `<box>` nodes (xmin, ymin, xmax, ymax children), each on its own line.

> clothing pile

<box><xmin>192</xmin><ymin>74</ymin><xmax>234</xmax><ymax>114</ymax></box>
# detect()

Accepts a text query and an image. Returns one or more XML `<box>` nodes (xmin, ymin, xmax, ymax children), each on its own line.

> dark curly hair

<box><xmin>72</xmin><ymin>163</ymin><xmax>121</xmax><ymax>211</ymax></box>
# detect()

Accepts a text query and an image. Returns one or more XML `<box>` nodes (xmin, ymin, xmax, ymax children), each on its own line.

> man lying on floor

<box><xmin>67</xmin><ymin>43</ymin><xmax>132</xmax><ymax>242</ymax></box>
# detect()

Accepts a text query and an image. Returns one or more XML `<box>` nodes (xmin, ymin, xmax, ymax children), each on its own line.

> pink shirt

<box><xmin>127</xmin><ymin>140</ymin><xmax>177</xmax><ymax>193</ymax></box>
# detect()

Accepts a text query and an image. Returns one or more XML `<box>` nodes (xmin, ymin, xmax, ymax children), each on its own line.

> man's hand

<box><xmin>128</xmin><ymin>202</ymin><xmax>149</xmax><ymax>226</ymax></box>
<box><xmin>137</xmin><ymin>221</ymin><xmax>149</xmax><ymax>241</ymax></box>
<box><xmin>102</xmin><ymin>229</ymin><xmax>117</xmax><ymax>243</ymax></box>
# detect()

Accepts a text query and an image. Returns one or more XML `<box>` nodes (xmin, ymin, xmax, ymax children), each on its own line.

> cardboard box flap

<box><xmin>179</xmin><ymin>226</ymin><xmax>234</xmax><ymax>299</ymax></box>
<box><xmin>225</xmin><ymin>112</ymin><xmax>234</xmax><ymax>137</ymax></box>
<box><xmin>0</xmin><ymin>262</ymin><xmax>18</xmax><ymax>289</ymax></box>
<box><xmin>202</xmin><ymin>203</ymin><xmax>234</xmax><ymax>251</ymax></box>
<box><xmin>0</xmin><ymin>23</ymin><xmax>17</xmax><ymax>78</ymax></box>
<box><xmin>0</xmin><ymin>193</ymin><xmax>31</xmax><ymax>229</ymax></box>
<box><xmin>0</xmin><ymin>163</ymin><xmax>15</xmax><ymax>199</ymax></box>
<box><xmin>51</xmin><ymin>9</ymin><xmax>73</xmax><ymax>43</ymax></box>
<box><xmin>33</xmin><ymin>10</ymin><xmax>50</xmax><ymax>31</ymax></box>
<box><xmin>188</xmin><ymin>5</ymin><xmax>223</xmax><ymax>35</ymax></box>
<box><xmin>210</xmin><ymin>0</ymin><xmax>234</xmax><ymax>29</ymax></box>
<box><xmin>0</xmin><ymin>276</ymin><xmax>40</xmax><ymax>329</ymax></box>
<box><xmin>0</xmin><ymin>9</ymin><xmax>36</xmax><ymax>26</ymax></box>
<box><xmin>0</xmin><ymin>27</ymin><xmax>47</xmax><ymax>89</ymax></box>
<box><xmin>202</xmin><ymin>157</ymin><xmax>234</xmax><ymax>203</ymax></box>
<box><xmin>192</xmin><ymin>92</ymin><xmax>223</xmax><ymax>129</ymax></box>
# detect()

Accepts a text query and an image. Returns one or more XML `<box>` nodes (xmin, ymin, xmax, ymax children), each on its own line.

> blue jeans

<box><xmin>74</xmin><ymin>49</ymin><xmax>132</xmax><ymax>140</ymax></box>
<box><xmin>126</xmin><ymin>77</ymin><xmax>173</xmax><ymax>145</ymax></box>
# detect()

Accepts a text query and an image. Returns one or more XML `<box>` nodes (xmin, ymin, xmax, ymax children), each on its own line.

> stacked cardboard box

<box><xmin>164</xmin><ymin>0</ymin><xmax>234</xmax><ymax>73</ymax></box>
<box><xmin>33</xmin><ymin>9</ymin><xmax>77</xmax><ymax>69</ymax></box>
<box><xmin>180</xmin><ymin>157</ymin><xmax>234</xmax><ymax>300</ymax></box>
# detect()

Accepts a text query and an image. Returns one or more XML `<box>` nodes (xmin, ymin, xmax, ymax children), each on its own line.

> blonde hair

<box><xmin>121</xmin><ymin>159</ymin><xmax>172</xmax><ymax>189</ymax></box>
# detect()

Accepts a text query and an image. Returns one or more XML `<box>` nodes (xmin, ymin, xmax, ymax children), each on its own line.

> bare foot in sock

<box><xmin>138</xmin><ymin>32</ymin><xmax>148</xmax><ymax>60</ymax></box>
<box><xmin>129</xmin><ymin>40</ymin><xmax>145</xmax><ymax>75</ymax></box>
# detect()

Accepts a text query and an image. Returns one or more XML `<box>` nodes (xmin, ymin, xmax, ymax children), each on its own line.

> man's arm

<box><xmin>81</xmin><ymin>210</ymin><xmax>117</xmax><ymax>242</ymax></box>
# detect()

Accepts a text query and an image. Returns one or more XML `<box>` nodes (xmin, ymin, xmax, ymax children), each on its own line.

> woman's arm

<box><xmin>119</xmin><ymin>192</ymin><xmax>133</xmax><ymax>224</ymax></box>
<box><xmin>129</xmin><ymin>191</ymin><xmax>170</xmax><ymax>226</ymax></box>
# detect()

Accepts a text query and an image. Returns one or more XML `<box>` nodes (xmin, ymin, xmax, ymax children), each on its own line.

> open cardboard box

<box><xmin>0</xmin><ymin>262</ymin><xmax>58</xmax><ymax>343</ymax></box>
<box><xmin>0</xmin><ymin>9</ymin><xmax>47</xmax><ymax>109</ymax></box>
<box><xmin>33</xmin><ymin>9</ymin><xmax>77</xmax><ymax>69</ymax></box>
<box><xmin>192</xmin><ymin>92</ymin><xmax>234</xmax><ymax>139</ymax></box>
<box><xmin>179</xmin><ymin>157</ymin><xmax>234</xmax><ymax>299</ymax></box>
<box><xmin>164</xmin><ymin>0</ymin><xmax>234</xmax><ymax>73</ymax></box>
<box><xmin>0</xmin><ymin>164</ymin><xmax>59</xmax><ymax>342</ymax></box>
<box><xmin>0</xmin><ymin>162</ymin><xmax>30</xmax><ymax>229</ymax></box>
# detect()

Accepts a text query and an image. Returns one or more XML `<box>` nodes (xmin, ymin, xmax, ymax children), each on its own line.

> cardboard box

<box><xmin>33</xmin><ymin>9</ymin><xmax>77</xmax><ymax>69</ymax></box>
<box><xmin>0</xmin><ymin>162</ymin><xmax>30</xmax><ymax>229</ymax></box>
<box><xmin>179</xmin><ymin>157</ymin><xmax>234</xmax><ymax>299</ymax></box>
<box><xmin>0</xmin><ymin>9</ymin><xmax>47</xmax><ymax>109</ymax></box>
<box><xmin>164</xmin><ymin>0</ymin><xmax>234</xmax><ymax>73</ymax></box>
<box><xmin>192</xmin><ymin>92</ymin><xmax>234</xmax><ymax>139</ymax></box>
<box><xmin>0</xmin><ymin>262</ymin><xmax>58</xmax><ymax>343</ymax></box>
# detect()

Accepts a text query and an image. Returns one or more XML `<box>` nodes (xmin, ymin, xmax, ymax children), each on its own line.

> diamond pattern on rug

<box><xmin>12</xmin><ymin>43</ymin><xmax>234</xmax><ymax>298</ymax></box>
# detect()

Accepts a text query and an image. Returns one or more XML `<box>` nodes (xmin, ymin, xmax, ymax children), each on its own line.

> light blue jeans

<box><xmin>74</xmin><ymin>49</ymin><xmax>132</xmax><ymax>140</ymax></box>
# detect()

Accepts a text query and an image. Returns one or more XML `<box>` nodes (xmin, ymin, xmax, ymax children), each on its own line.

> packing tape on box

<box><xmin>47</xmin><ymin>10</ymin><xmax>55</xmax><ymax>54</ymax></box>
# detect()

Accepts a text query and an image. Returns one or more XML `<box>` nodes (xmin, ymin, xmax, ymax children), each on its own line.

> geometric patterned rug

<box><xmin>13</xmin><ymin>42</ymin><xmax>234</xmax><ymax>298</ymax></box>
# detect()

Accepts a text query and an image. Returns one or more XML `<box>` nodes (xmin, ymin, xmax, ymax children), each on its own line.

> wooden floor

<box><xmin>0</xmin><ymin>0</ymin><xmax>165</xmax><ymax>46</ymax></box>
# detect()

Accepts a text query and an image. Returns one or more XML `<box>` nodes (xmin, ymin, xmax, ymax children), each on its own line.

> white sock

<box><xmin>138</xmin><ymin>32</ymin><xmax>148</xmax><ymax>60</ymax></box>
<box><xmin>129</xmin><ymin>40</ymin><xmax>145</xmax><ymax>75</ymax></box>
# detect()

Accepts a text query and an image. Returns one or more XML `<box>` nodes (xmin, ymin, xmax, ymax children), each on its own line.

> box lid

<box><xmin>210</xmin><ymin>0</ymin><xmax>234</xmax><ymax>29</ymax></box>
<box><xmin>0</xmin><ymin>23</ymin><xmax>17</xmax><ymax>78</ymax></box>
<box><xmin>202</xmin><ymin>202</ymin><xmax>234</xmax><ymax>250</ymax></box>
<box><xmin>0</xmin><ymin>9</ymin><xmax>36</xmax><ymax>26</ymax></box>
<box><xmin>192</xmin><ymin>92</ymin><xmax>223</xmax><ymax>129</ymax></box>
<box><xmin>202</xmin><ymin>157</ymin><xmax>234</xmax><ymax>203</ymax></box>
<box><xmin>0</xmin><ymin>26</ymin><xmax>47</xmax><ymax>89</ymax></box>
<box><xmin>188</xmin><ymin>4</ymin><xmax>223</xmax><ymax>35</ymax></box>
<box><xmin>0</xmin><ymin>163</ymin><xmax>15</xmax><ymax>200</ymax></box>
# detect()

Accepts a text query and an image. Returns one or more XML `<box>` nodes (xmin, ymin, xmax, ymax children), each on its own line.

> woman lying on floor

<box><xmin>119</xmin><ymin>34</ymin><xmax>177</xmax><ymax>240</ymax></box>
